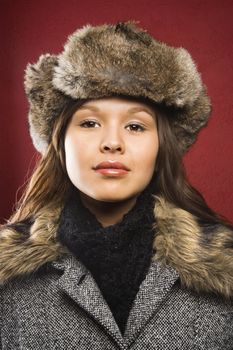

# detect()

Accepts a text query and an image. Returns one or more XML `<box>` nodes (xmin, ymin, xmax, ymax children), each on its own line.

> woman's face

<box><xmin>64</xmin><ymin>97</ymin><xmax>159</xmax><ymax>203</ymax></box>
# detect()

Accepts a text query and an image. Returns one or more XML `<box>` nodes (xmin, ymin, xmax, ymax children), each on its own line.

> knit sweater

<box><xmin>57</xmin><ymin>186</ymin><xmax>156</xmax><ymax>335</ymax></box>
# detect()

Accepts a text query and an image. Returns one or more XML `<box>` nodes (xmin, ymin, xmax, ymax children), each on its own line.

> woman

<box><xmin>0</xmin><ymin>21</ymin><xmax>233</xmax><ymax>349</ymax></box>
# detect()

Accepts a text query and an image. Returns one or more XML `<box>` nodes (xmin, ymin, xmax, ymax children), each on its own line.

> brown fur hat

<box><xmin>24</xmin><ymin>21</ymin><xmax>211</xmax><ymax>154</ymax></box>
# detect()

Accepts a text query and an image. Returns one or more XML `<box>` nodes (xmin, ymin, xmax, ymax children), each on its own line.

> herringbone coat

<box><xmin>1</xmin><ymin>196</ymin><xmax>233</xmax><ymax>349</ymax></box>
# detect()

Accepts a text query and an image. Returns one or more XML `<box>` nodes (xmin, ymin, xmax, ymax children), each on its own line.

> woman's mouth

<box><xmin>93</xmin><ymin>160</ymin><xmax>130</xmax><ymax>176</ymax></box>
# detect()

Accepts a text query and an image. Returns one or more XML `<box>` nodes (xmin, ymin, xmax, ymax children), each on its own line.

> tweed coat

<box><xmin>0</xmin><ymin>195</ymin><xmax>233</xmax><ymax>349</ymax></box>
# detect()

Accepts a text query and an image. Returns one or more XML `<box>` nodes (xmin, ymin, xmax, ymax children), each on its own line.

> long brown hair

<box><xmin>5</xmin><ymin>95</ymin><xmax>233</xmax><ymax>229</ymax></box>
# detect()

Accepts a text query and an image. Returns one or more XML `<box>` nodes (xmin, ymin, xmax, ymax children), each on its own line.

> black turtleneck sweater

<box><xmin>57</xmin><ymin>186</ymin><xmax>156</xmax><ymax>335</ymax></box>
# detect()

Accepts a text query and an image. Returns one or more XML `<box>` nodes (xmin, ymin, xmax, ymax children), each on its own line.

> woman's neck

<box><xmin>78</xmin><ymin>192</ymin><xmax>138</xmax><ymax>227</ymax></box>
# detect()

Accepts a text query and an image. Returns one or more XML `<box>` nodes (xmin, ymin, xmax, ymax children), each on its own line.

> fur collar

<box><xmin>0</xmin><ymin>196</ymin><xmax>233</xmax><ymax>298</ymax></box>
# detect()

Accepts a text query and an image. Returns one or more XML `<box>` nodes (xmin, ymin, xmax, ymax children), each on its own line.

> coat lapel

<box><xmin>51</xmin><ymin>254</ymin><xmax>126</xmax><ymax>348</ymax></box>
<box><xmin>123</xmin><ymin>258</ymin><xmax>180</xmax><ymax>346</ymax></box>
<box><xmin>51</xmin><ymin>253</ymin><xmax>180</xmax><ymax>347</ymax></box>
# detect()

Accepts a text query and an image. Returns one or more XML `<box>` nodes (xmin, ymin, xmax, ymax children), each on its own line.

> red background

<box><xmin>1</xmin><ymin>0</ymin><xmax>233</xmax><ymax>224</ymax></box>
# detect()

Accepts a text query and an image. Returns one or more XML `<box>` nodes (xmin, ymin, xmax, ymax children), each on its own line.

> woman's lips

<box><xmin>94</xmin><ymin>161</ymin><xmax>129</xmax><ymax>171</ymax></box>
<box><xmin>95</xmin><ymin>168</ymin><xmax>129</xmax><ymax>176</ymax></box>
<box><xmin>93</xmin><ymin>161</ymin><xmax>130</xmax><ymax>176</ymax></box>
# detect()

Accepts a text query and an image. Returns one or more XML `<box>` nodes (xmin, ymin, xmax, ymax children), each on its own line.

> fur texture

<box><xmin>24</xmin><ymin>21</ymin><xmax>211</xmax><ymax>154</ymax></box>
<box><xmin>1</xmin><ymin>196</ymin><xmax>233</xmax><ymax>298</ymax></box>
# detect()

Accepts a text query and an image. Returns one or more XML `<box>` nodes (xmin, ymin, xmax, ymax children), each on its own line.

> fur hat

<box><xmin>24</xmin><ymin>21</ymin><xmax>212</xmax><ymax>155</ymax></box>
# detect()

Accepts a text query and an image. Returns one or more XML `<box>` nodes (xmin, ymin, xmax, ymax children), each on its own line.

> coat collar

<box><xmin>0</xmin><ymin>195</ymin><xmax>233</xmax><ymax>298</ymax></box>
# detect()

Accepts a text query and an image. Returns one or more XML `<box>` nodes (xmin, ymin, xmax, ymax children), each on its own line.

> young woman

<box><xmin>0</xmin><ymin>21</ymin><xmax>233</xmax><ymax>349</ymax></box>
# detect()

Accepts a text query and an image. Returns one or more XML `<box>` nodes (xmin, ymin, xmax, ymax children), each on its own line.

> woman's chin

<box><xmin>79</xmin><ymin>188</ymin><xmax>139</xmax><ymax>205</ymax></box>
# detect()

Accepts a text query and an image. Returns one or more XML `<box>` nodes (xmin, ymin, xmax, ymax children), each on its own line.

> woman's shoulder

<box><xmin>0</xmin><ymin>217</ymin><xmax>33</xmax><ymax>286</ymax></box>
<box><xmin>154</xmin><ymin>197</ymin><xmax>233</xmax><ymax>299</ymax></box>
<box><xmin>0</xmin><ymin>215</ymin><xmax>66</xmax><ymax>286</ymax></box>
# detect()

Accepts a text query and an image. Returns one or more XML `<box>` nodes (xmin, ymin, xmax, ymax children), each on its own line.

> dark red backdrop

<box><xmin>1</xmin><ymin>0</ymin><xmax>233</xmax><ymax>224</ymax></box>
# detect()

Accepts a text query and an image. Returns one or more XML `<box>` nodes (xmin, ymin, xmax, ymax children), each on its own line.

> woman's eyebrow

<box><xmin>127</xmin><ymin>107</ymin><xmax>154</xmax><ymax>117</ymax></box>
<box><xmin>78</xmin><ymin>105</ymin><xmax>154</xmax><ymax>117</ymax></box>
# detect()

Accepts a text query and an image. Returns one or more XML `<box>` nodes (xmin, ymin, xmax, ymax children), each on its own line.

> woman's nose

<box><xmin>100</xmin><ymin>128</ymin><xmax>125</xmax><ymax>154</ymax></box>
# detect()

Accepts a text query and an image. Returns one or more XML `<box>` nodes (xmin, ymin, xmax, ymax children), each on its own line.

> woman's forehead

<box><xmin>77</xmin><ymin>96</ymin><xmax>156</xmax><ymax>115</ymax></box>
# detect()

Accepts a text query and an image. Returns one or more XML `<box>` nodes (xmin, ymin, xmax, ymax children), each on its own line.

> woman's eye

<box><xmin>79</xmin><ymin>120</ymin><xmax>100</xmax><ymax>128</ymax></box>
<box><xmin>126</xmin><ymin>124</ymin><xmax>145</xmax><ymax>132</ymax></box>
